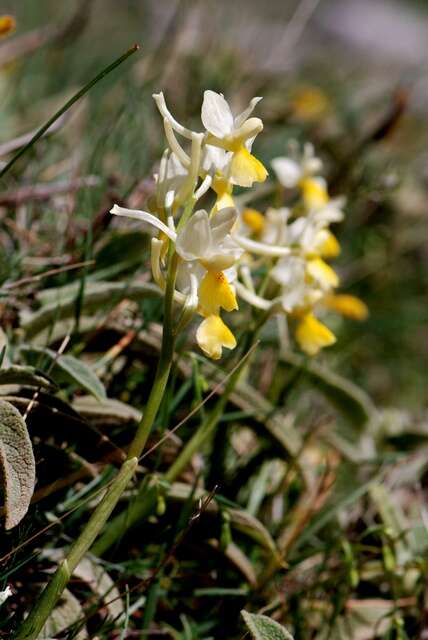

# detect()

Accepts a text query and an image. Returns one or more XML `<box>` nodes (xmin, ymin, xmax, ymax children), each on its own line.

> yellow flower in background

<box><xmin>306</xmin><ymin>257</ymin><xmax>339</xmax><ymax>290</ymax></box>
<box><xmin>271</xmin><ymin>143</ymin><xmax>322</xmax><ymax>189</ymax></box>
<box><xmin>242</xmin><ymin>208</ymin><xmax>266</xmax><ymax>236</ymax></box>
<box><xmin>0</xmin><ymin>15</ymin><xmax>16</xmax><ymax>38</ymax></box>
<box><xmin>295</xmin><ymin>313</ymin><xmax>336</xmax><ymax>356</ymax></box>
<box><xmin>318</xmin><ymin>230</ymin><xmax>341</xmax><ymax>259</ymax></box>
<box><xmin>324</xmin><ymin>294</ymin><xmax>369</xmax><ymax>321</ymax></box>
<box><xmin>300</xmin><ymin>176</ymin><xmax>329</xmax><ymax>209</ymax></box>
<box><xmin>290</xmin><ymin>85</ymin><xmax>330</xmax><ymax>122</ymax></box>
<box><xmin>271</xmin><ymin>143</ymin><xmax>345</xmax><ymax>218</ymax></box>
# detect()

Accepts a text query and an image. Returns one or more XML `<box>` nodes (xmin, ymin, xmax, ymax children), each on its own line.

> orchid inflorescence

<box><xmin>111</xmin><ymin>90</ymin><xmax>367</xmax><ymax>360</ymax></box>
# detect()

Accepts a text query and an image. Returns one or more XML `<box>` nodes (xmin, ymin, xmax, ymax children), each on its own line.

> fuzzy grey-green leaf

<box><xmin>241</xmin><ymin>610</ymin><xmax>294</xmax><ymax>640</ymax></box>
<box><xmin>0</xmin><ymin>365</ymin><xmax>55</xmax><ymax>390</ymax></box>
<box><xmin>56</xmin><ymin>354</ymin><xmax>106</xmax><ymax>401</ymax></box>
<box><xmin>0</xmin><ymin>399</ymin><xmax>35</xmax><ymax>529</ymax></box>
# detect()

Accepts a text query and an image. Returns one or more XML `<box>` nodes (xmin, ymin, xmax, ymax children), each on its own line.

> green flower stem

<box><xmin>92</xmin><ymin>311</ymin><xmax>269</xmax><ymax>557</ymax></box>
<box><xmin>15</xmin><ymin>457</ymin><xmax>138</xmax><ymax>640</ymax></box>
<box><xmin>127</xmin><ymin>251</ymin><xmax>178</xmax><ymax>459</ymax></box>
<box><xmin>15</xmin><ymin>248</ymin><xmax>179</xmax><ymax>640</ymax></box>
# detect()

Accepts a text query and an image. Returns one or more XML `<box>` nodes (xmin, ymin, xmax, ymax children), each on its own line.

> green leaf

<box><xmin>0</xmin><ymin>399</ymin><xmax>35</xmax><ymax>529</ymax></box>
<box><xmin>200</xmin><ymin>360</ymin><xmax>302</xmax><ymax>457</ymax></box>
<box><xmin>21</xmin><ymin>346</ymin><xmax>106</xmax><ymax>401</ymax></box>
<box><xmin>53</xmin><ymin>354</ymin><xmax>106</xmax><ymax>401</ymax></box>
<box><xmin>241</xmin><ymin>610</ymin><xmax>294</xmax><ymax>640</ymax></box>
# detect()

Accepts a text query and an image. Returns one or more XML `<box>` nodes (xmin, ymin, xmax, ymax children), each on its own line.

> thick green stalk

<box><xmin>15</xmin><ymin>250</ymin><xmax>178</xmax><ymax>640</ymax></box>
<box><xmin>15</xmin><ymin>458</ymin><xmax>138</xmax><ymax>640</ymax></box>
<box><xmin>127</xmin><ymin>252</ymin><xmax>178</xmax><ymax>459</ymax></box>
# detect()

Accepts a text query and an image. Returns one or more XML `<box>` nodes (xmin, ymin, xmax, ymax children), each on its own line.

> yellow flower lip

<box><xmin>196</xmin><ymin>314</ymin><xmax>237</xmax><ymax>359</ymax></box>
<box><xmin>306</xmin><ymin>257</ymin><xmax>339</xmax><ymax>289</ymax></box>
<box><xmin>198</xmin><ymin>270</ymin><xmax>238</xmax><ymax>317</ymax></box>
<box><xmin>324</xmin><ymin>294</ymin><xmax>369</xmax><ymax>321</ymax></box>
<box><xmin>295</xmin><ymin>313</ymin><xmax>336</xmax><ymax>356</ymax></box>
<box><xmin>212</xmin><ymin>177</ymin><xmax>235</xmax><ymax>213</ymax></box>
<box><xmin>319</xmin><ymin>231</ymin><xmax>341</xmax><ymax>259</ymax></box>
<box><xmin>230</xmin><ymin>147</ymin><xmax>268</xmax><ymax>188</ymax></box>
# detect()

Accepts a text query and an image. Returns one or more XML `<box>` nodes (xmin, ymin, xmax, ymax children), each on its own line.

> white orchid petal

<box><xmin>194</xmin><ymin>174</ymin><xmax>212</xmax><ymax>201</ymax></box>
<box><xmin>165</xmin><ymin>190</ymin><xmax>175</xmax><ymax>210</ymax></box>
<box><xmin>153</xmin><ymin>92</ymin><xmax>195</xmax><ymax>139</ymax></box>
<box><xmin>163</xmin><ymin>119</ymin><xmax>190</xmax><ymax>167</ymax></box>
<box><xmin>210</xmin><ymin>207</ymin><xmax>238</xmax><ymax>244</ymax></box>
<box><xmin>234</xmin><ymin>281</ymin><xmax>272</xmax><ymax>310</ymax></box>
<box><xmin>0</xmin><ymin>586</ymin><xmax>12</xmax><ymax>605</ymax></box>
<box><xmin>271</xmin><ymin>256</ymin><xmax>306</xmax><ymax>287</ymax></box>
<box><xmin>202</xmin><ymin>145</ymin><xmax>231</xmax><ymax>174</ymax></box>
<box><xmin>234</xmin><ymin>234</ymin><xmax>291</xmax><ymax>257</ymax></box>
<box><xmin>151</xmin><ymin>238</ymin><xmax>166</xmax><ymax>289</ymax></box>
<box><xmin>176</xmin><ymin>209</ymin><xmax>212</xmax><ymax>261</ymax></box>
<box><xmin>175</xmin><ymin>132</ymin><xmax>204</xmax><ymax>204</ymax></box>
<box><xmin>271</xmin><ymin>157</ymin><xmax>302</xmax><ymax>188</ymax></box>
<box><xmin>110</xmin><ymin>205</ymin><xmax>177</xmax><ymax>241</ymax></box>
<box><xmin>202</xmin><ymin>253</ymin><xmax>239</xmax><ymax>271</ymax></box>
<box><xmin>166</xmin><ymin>151</ymin><xmax>188</xmax><ymax>178</ymax></box>
<box><xmin>234</xmin><ymin>96</ymin><xmax>262</xmax><ymax>128</ymax></box>
<box><xmin>239</xmin><ymin>264</ymin><xmax>255</xmax><ymax>292</ymax></box>
<box><xmin>230</xmin><ymin>117</ymin><xmax>263</xmax><ymax>145</ymax></box>
<box><xmin>201</xmin><ymin>90</ymin><xmax>234</xmax><ymax>138</ymax></box>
